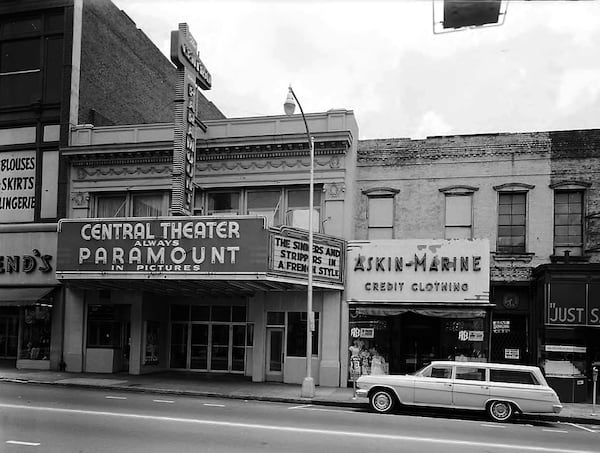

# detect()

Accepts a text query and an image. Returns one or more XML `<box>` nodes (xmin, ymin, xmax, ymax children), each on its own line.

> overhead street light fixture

<box><xmin>284</xmin><ymin>85</ymin><xmax>316</xmax><ymax>399</ymax></box>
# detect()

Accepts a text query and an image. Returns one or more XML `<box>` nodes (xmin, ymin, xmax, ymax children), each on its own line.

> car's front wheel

<box><xmin>487</xmin><ymin>400</ymin><xmax>513</xmax><ymax>422</ymax></box>
<box><xmin>369</xmin><ymin>389</ymin><xmax>395</xmax><ymax>414</ymax></box>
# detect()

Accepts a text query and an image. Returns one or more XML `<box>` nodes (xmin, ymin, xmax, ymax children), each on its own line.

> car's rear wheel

<box><xmin>487</xmin><ymin>400</ymin><xmax>513</xmax><ymax>422</ymax></box>
<box><xmin>369</xmin><ymin>389</ymin><xmax>395</xmax><ymax>414</ymax></box>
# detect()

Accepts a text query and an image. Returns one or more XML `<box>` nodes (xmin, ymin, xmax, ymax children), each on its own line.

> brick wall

<box><xmin>356</xmin><ymin>132</ymin><xmax>554</xmax><ymax>276</ymax></box>
<box><xmin>78</xmin><ymin>0</ymin><xmax>224</xmax><ymax>126</ymax></box>
<box><xmin>550</xmin><ymin>129</ymin><xmax>600</xmax><ymax>262</ymax></box>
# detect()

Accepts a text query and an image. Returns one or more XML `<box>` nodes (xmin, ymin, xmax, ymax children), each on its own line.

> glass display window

<box><xmin>19</xmin><ymin>305</ymin><xmax>52</xmax><ymax>360</ymax></box>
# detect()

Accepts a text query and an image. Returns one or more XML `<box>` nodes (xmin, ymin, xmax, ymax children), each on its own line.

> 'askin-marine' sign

<box><xmin>56</xmin><ymin>217</ymin><xmax>268</xmax><ymax>277</ymax></box>
<box><xmin>347</xmin><ymin>239</ymin><xmax>490</xmax><ymax>303</ymax></box>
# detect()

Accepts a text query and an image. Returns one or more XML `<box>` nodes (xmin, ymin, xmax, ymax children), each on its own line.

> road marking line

<box><xmin>288</xmin><ymin>404</ymin><xmax>313</xmax><ymax>410</ymax></box>
<box><xmin>204</xmin><ymin>403</ymin><xmax>225</xmax><ymax>407</ymax></box>
<box><xmin>566</xmin><ymin>423</ymin><xmax>596</xmax><ymax>433</ymax></box>
<box><xmin>105</xmin><ymin>396</ymin><xmax>127</xmax><ymax>400</ymax></box>
<box><xmin>542</xmin><ymin>429</ymin><xmax>569</xmax><ymax>433</ymax></box>
<box><xmin>153</xmin><ymin>399</ymin><xmax>175</xmax><ymax>404</ymax></box>
<box><xmin>6</xmin><ymin>440</ymin><xmax>41</xmax><ymax>446</ymax></box>
<box><xmin>0</xmin><ymin>403</ymin><xmax>595</xmax><ymax>453</ymax></box>
<box><xmin>292</xmin><ymin>407</ymin><xmax>349</xmax><ymax>413</ymax></box>
<box><xmin>481</xmin><ymin>424</ymin><xmax>507</xmax><ymax>428</ymax></box>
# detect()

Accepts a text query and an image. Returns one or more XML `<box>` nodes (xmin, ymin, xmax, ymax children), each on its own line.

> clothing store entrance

<box><xmin>390</xmin><ymin>313</ymin><xmax>440</xmax><ymax>374</ymax></box>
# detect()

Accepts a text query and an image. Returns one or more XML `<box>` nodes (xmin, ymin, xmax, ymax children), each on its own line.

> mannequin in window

<box><xmin>370</xmin><ymin>347</ymin><xmax>387</xmax><ymax>375</ymax></box>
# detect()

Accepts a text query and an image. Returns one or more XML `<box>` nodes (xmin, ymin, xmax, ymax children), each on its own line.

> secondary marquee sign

<box><xmin>269</xmin><ymin>227</ymin><xmax>345</xmax><ymax>287</ymax></box>
<box><xmin>56</xmin><ymin>217</ymin><xmax>268</xmax><ymax>278</ymax></box>
<box><xmin>346</xmin><ymin>239</ymin><xmax>490</xmax><ymax>303</ymax></box>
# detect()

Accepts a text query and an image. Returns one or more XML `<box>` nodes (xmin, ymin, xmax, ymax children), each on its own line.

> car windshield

<box><xmin>413</xmin><ymin>364</ymin><xmax>432</xmax><ymax>376</ymax></box>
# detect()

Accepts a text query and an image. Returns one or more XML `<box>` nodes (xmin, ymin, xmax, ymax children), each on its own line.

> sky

<box><xmin>111</xmin><ymin>0</ymin><xmax>600</xmax><ymax>140</ymax></box>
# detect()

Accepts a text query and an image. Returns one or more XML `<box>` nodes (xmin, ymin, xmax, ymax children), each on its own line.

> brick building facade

<box><xmin>0</xmin><ymin>0</ymin><xmax>223</xmax><ymax>371</ymax></box>
<box><xmin>350</xmin><ymin>129</ymin><xmax>600</xmax><ymax>401</ymax></box>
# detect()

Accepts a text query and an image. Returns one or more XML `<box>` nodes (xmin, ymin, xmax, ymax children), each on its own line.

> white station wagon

<box><xmin>355</xmin><ymin>361</ymin><xmax>562</xmax><ymax>422</ymax></box>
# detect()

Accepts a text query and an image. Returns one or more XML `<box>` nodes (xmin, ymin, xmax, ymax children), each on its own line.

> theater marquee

<box><xmin>56</xmin><ymin>217</ymin><xmax>269</xmax><ymax>278</ymax></box>
<box><xmin>347</xmin><ymin>239</ymin><xmax>490</xmax><ymax>303</ymax></box>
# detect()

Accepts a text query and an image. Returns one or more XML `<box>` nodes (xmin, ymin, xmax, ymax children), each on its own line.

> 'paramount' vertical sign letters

<box><xmin>170</xmin><ymin>23</ymin><xmax>212</xmax><ymax>216</ymax></box>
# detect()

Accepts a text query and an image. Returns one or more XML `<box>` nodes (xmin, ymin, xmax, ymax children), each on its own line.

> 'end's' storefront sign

<box><xmin>56</xmin><ymin>217</ymin><xmax>268</xmax><ymax>277</ymax></box>
<box><xmin>346</xmin><ymin>239</ymin><xmax>490</xmax><ymax>303</ymax></box>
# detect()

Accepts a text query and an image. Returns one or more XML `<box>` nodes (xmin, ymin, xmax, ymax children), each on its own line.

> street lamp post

<box><xmin>284</xmin><ymin>85</ymin><xmax>315</xmax><ymax>398</ymax></box>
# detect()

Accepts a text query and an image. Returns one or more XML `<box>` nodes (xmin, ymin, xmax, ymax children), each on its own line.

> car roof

<box><xmin>428</xmin><ymin>361</ymin><xmax>540</xmax><ymax>371</ymax></box>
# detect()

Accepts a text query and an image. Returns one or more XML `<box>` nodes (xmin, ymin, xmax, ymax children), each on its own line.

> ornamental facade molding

<box><xmin>323</xmin><ymin>183</ymin><xmax>345</xmax><ymax>200</ymax></box>
<box><xmin>490</xmin><ymin>265</ymin><xmax>533</xmax><ymax>282</ymax></box>
<box><xmin>74</xmin><ymin>165</ymin><xmax>172</xmax><ymax>180</ymax></box>
<box><xmin>71</xmin><ymin>192</ymin><xmax>90</xmax><ymax>208</ymax></box>
<box><xmin>195</xmin><ymin>155</ymin><xmax>342</xmax><ymax>174</ymax></box>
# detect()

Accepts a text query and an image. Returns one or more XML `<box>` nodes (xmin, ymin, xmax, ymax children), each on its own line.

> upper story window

<box><xmin>362</xmin><ymin>187</ymin><xmax>399</xmax><ymax>239</ymax></box>
<box><xmin>0</xmin><ymin>12</ymin><xmax>64</xmax><ymax>108</ymax></box>
<box><xmin>207</xmin><ymin>191</ymin><xmax>240</xmax><ymax>215</ymax></box>
<box><xmin>551</xmin><ymin>181</ymin><xmax>590</xmax><ymax>257</ymax></box>
<box><xmin>497</xmin><ymin>192</ymin><xmax>526</xmax><ymax>254</ymax></box>
<box><xmin>439</xmin><ymin>186</ymin><xmax>478</xmax><ymax>240</ymax></box>
<box><xmin>93</xmin><ymin>192</ymin><xmax>169</xmax><ymax>217</ymax></box>
<box><xmin>247</xmin><ymin>190</ymin><xmax>281</xmax><ymax>226</ymax></box>
<box><xmin>493</xmin><ymin>183</ymin><xmax>534</xmax><ymax>254</ymax></box>
<box><xmin>199</xmin><ymin>186</ymin><xmax>322</xmax><ymax>232</ymax></box>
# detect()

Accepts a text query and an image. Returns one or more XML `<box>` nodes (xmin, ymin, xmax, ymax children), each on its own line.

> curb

<box><xmin>2</xmin><ymin>377</ymin><xmax>599</xmax><ymax>425</ymax></box>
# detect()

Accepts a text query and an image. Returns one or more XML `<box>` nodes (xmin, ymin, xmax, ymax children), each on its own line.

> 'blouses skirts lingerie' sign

<box><xmin>56</xmin><ymin>217</ymin><xmax>268</xmax><ymax>277</ymax></box>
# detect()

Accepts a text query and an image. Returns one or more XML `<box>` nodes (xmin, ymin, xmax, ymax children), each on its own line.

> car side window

<box><xmin>430</xmin><ymin>366</ymin><xmax>452</xmax><ymax>379</ymax></box>
<box><xmin>489</xmin><ymin>369</ymin><xmax>539</xmax><ymax>385</ymax></box>
<box><xmin>455</xmin><ymin>366</ymin><xmax>486</xmax><ymax>381</ymax></box>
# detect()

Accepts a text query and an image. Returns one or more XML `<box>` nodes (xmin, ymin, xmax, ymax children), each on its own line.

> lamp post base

<box><xmin>301</xmin><ymin>376</ymin><xmax>315</xmax><ymax>398</ymax></box>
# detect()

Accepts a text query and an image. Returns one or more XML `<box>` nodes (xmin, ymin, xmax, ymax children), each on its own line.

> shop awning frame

<box><xmin>0</xmin><ymin>287</ymin><xmax>57</xmax><ymax>306</ymax></box>
<box><xmin>350</xmin><ymin>301</ymin><xmax>495</xmax><ymax>318</ymax></box>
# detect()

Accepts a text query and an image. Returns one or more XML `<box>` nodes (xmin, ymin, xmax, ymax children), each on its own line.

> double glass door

<box><xmin>170</xmin><ymin>322</ymin><xmax>246</xmax><ymax>372</ymax></box>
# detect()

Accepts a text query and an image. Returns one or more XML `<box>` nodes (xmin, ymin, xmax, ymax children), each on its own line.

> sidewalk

<box><xmin>2</xmin><ymin>367</ymin><xmax>599</xmax><ymax>425</ymax></box>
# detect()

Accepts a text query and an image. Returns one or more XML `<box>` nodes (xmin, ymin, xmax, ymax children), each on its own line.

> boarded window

<box><xmin>368</xmin><ymin>196</ymin><xmax>394</xmax><ymax>239</ymax></box>
<box><xmin>445</xmin><ymin>194</ymin><xmax>472</xmax><ymax>239</ymax></box>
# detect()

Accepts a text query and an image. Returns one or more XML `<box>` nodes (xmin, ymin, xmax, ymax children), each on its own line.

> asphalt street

<box><xmin>1</xmin><ymin>382</ymin><xmax>599</xmax><ymax>453</ymax></box>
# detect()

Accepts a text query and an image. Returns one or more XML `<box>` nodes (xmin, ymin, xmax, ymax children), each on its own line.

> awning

<box><xmin>0</xmin><ymin>287</ymin><xmax>56</xmax><ymax>306</ymax></box>
<box><xmin>352</xmin><ymin>304</ymin><xmax>491</xmax><ymax>318</ymax></box>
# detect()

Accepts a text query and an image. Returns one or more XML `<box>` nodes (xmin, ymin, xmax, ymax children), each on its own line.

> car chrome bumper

<box><xmin>553</xmin><ymin>404</ymin><xmax>563</xmax><ymax>414</ymax></box>
<box><xmin>355</xmin><ymin>388</ymin><xmax>369</xmax><ymax>399</ymax></box>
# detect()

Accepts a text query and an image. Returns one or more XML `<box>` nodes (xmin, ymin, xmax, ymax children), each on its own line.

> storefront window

<box><xmin>18</xmin><ymin>305</ymin><xmax>51</xmax><ymax>360</ymax></box>
<box><xmin>87</xmin><ymin>304</ymin><xmax>124</xmax><ymax>348</ymax></box>
<box><xmin>286</xmin><ymin>312</ymin><xmax>319</xmax><ymax>357</ymax></box>
<box><xmin>348</xmin><ymin>308</ymin><xmax>488</xmax><ymax>381</ymax></box>
<box><xmin>143</xmin><ymin>321</ymin><xmax>159</xmax><ymax>365</ymax></box>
